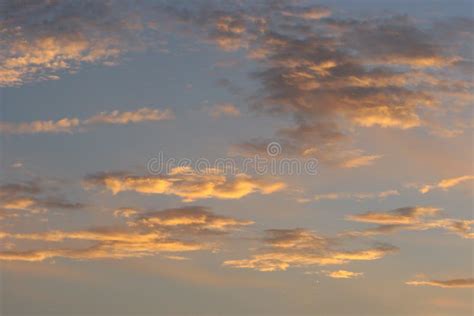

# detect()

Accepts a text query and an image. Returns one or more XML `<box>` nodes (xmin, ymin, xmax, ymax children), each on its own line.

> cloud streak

<box><xmin>345</xmin><ymin>206</ymin><xmax>473</xmax><ymax>239</ymax></box>
<box><xmin>0</xmin><ymin>180</ymin><xmax>84</xmax><ymax>220</ymax></box>
<box><xmin>406</xmin><ymin>278</ymin><xmax>474</xmax><ymax>289</ymax></box>
<box><xmin>206</xmin><ymin>103</ymin><xmax>241</xmax><ymax>118</ymax></box>
<box><xmin>223</xmin><ymin>228</ymin><xmax>397</xmax><ymax>272</ymax></box>
<box><xmin>0</xmin><ymin>108</ymin><xmax>173</xmax><ymax>135</ymax></box>
<box><xmin>324</xmin><ymin>270</ymin><xmax>363</xmax><ymax>279</ymax></box>
<box><xmin>0</xmin><ymin>206</ymin><xmax>252</xmax><ymax>262</ymax></box>
<box><xmin>313</xmin><ymin>189</ymin><xmax>399</xmax><ymax>202</ymax></box>
<box><xmin>417</xmin><ymin>175</ymin><xmax>474</xmax><ymax>194</ymax></box>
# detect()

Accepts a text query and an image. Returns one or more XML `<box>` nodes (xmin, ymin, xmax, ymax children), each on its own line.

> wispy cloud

<box><xmin>83</xmin><ymin>108</ymin><xmax>174</xmax><ymax>125</ymax></box>
<box><xmin>223</xmin><ymin>228</ymin><xmax>397</xmax><ymax>272</ymax></box>
<box><xmin>345</xmin><ymin>206</ymin><xmax>473</xmax><ymax>239</ymax></box>
<box><xmin>339</xmin><ymin>155</ymin><xmax>383</xmax><ymax>169</ymax></box>
<box><xmin>406</xmin><ymin>278</ymin><xmax>474</xmax><ymax>289</ymax></box>
<box><xmin>206</xmin><ymin>103</ymin><xmax>241</xmax><ymax>118</ymax></box>
<box><xmin>0</xmin><ymin>118</ymin><xmax>80</xmax><ymax>134</ymax></box>
<box><xmin>415</xmin><ymin>175</ymin><xmax>474</xmax><ymax>194</ymax></box>
<box><xmin>0</xmin><ymin>108</ymin><xmax>173</xmax><ymax>135</ymax></box>
<box><xmin>314</xmin><ymin>189</ymin><xmax>399</xmax><ymax>202</ymax></box>
<box><xmin>0</xmin><ymin>180</ymin><xmax>84</xmax><ymax>220</ymax></box>
<box><xmin>324</xmin><ymin>270</ymin><xmax>363</xmax><ymax>279</ymax></box>
<box><xmin>0</xmin><ymin>206</ymin><xmax>252</xmax><ymax>262</ymax></box>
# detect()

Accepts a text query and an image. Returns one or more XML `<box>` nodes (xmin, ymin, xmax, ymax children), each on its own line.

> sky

<box><xmin>0</xmin><ymin>1</ymin><xmax>473</xmax><ymax>315</ymax></box>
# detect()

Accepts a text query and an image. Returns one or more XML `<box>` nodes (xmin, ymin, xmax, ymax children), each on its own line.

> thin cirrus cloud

<box><xmin>223</xmin><ymin>228</ymin><xmax>397</xmax><ymax>272</ymax></box>
<box><xmin>206</xmin><ymin>103</ymin><xmax>241</xmax><ymax>118</ymax></box>
<box><xmin>339</xmin><ymin>155</ymin><xmax>384</xmax><ymax>169</ymax></box>
<box><xmin>84</xmin><ymin>166</ymin><xmax>286</xmax><ymax>202</ymax></box>
<box><xmin>345</xmin><ymin>206</ymin><xmax>473</xmax><ymax>239</ymax></box>
<box><xmin>0</xmin><ymin>206</ymin><xmax>253</xmax><ymax>262</ymax></box>
<box><xmin>0</xmin><ymin>107</ymin><xmax>174</xmax><ymax>135</ymax></box>
<box><xmin>0</xmin><ymin>181</ymin><xmax>84</xmax><ymax>220</ymax></box>
<box><xmin>324</xmin><ymin>270</ymin><xmax>363</xmax><ymax>279</ymax></box>
<box><xmin>415</xmin><ymin>175</ymin><xmax>474</xmax><ymax>194</ymax></box>
<box><xmin>406</xmin><ymin>278</ymin><xmax>474</xmax><ymax>289</ymax></box>
<box><xmin>281</xmin><ymin>6</ymin><xmax>332</xmax><ymax>20</ymax></box>
<box><xmin>313</xmin><ymin>189</ymin><xmax>399</xmax><ymax>202</ymax></box>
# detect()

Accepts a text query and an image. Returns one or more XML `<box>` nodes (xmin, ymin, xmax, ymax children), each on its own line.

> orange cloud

<box><xmin>0</xmin><ymin>206</ymin><xmax>254</xmax><ymax>262</ymax></box>
<box><xmin>0</xmin><ymin>1</ymin><xmax>161</xmax><ymax>86</ymax></box>
<box><xmin>350</xmin><ymin>106</ymin><xmax>421</xmax><ymax>129</ymax></box>
<box><xmin>0</xmin><ymin>108</ymin><xmax>173</xmax><ymax>135</ymax></box>
<box><xmin>84</xmin><ymin>167</ymin><xmax>286</xmax><ymax>202</ymax></box>
<box><xmin>113</xmin><ymin>208</ymin><xmax>138</xmax><ymax>218</ymax></box>
<box><xmin>406</xmin><ymin>278</ymin><xmax>474</xmax><ymax>289</ymax></box>
<box><xmin>83</xmin><ymin>108</ymin><xmax>174</xmax><ymax>125</ymax></box>
<box><xmin>324</xmin><ymin>270</ymin><xmax>363</xmax><ymax>279</ymax></box>
<box><xmin>418</xmin><ymin>175</ymin><xmax>474</xmax><ymax>194</ymax></box>
<box><xmin>347</xmin><ymin>207</ymin><xmax>440</xmax><ymax>225</ymax></box>
<box><xmin>340</xmin><ymin>155</ymin><xmax>383</xmax><ymax>169</ymax></box>
<box><xmin>314</xmin><ymin>189</ymin><xmax>399</xmax><ymax>201</ymax></box>
<box><xmin>0</xmin><ymin>240</ymin><xmax>203</xmax><ymax>262</ymax></box>
<box><xmin>207</xmin><ymin>103</ymin><xmax>241</xmax><ymax>118</ymax></box>
<box><xmin>0</xmin><ymin>118</ymin><xmax>80</xmax><ymax>134</ymax></box>
<box><xmin>281</xmin><ymin>6</ymin><xmax>331</xmax><ymax>20</ymax></box>
<box><xmin>134</xmin><ymin>206</ymin><xmax>253</xmax><ymax>232</ymax></box>
<box><xmin>0</xmin><ymin>180</ymin><xmax>84</xmax><ymax>219</ymax></box>
<box><xmin>223</xmin><ymin>229</ymin><xmax>397</xmax><ymax>272</ymax></box>
<box><xmin>345</xmin><ymin>206</ymin><xmax>473</xmax><ymax>239</ymax></box>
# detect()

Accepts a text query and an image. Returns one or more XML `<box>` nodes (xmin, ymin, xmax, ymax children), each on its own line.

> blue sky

<box><xmin>0</xmin><ymin>1</ymin><xmax>473</xmax><ymax>315</ymax></box>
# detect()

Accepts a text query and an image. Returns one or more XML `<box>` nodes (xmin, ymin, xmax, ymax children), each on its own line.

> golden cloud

<box><xmin>314</xmin><ymin>189</ymin><xmax>399</xmax><ymax>201</ymax></box>
<box><xmin>324</xmin><ymin>270</ymin><xmax>363</xmax><ymax>279</ymax></box>
<box><xmin>418</xmin><ymin>175</ymin><xmax>474</xmax><ymax>194</ymax></box>
<box><xmin>406</xmin><ymin>278</ymin><xmax>474</xmax><ymax>289</ymax></box>
<box><xmin>0</xmin><ymin>108</ymin><xmax>173</xmax><ymax>135</ymax></box>
<box><xmin>0</xmin><ymin>1</ymin><xmax>160</xmax><ymax>86</ymax></box>
<box><xmin>83</xmin><ymin>108</ymin><xmax>174</xmax><ymax>125</ymax></box>
<box><xmin>134</xmin><ymin>206</ymin><xmax>254</xmax><ymax>233</ymax></box>
<box><xmin>339</xmin><ymin>155</ymin><xmax>383</xmax><ymax>169</ymax></box>
<box><xmin>223</xmin><ymin>229</ymin><xmax>397</xmax><ymax>272</ymax></box>
<box><xmin>0</xmin><ymin>118</ymin><xmax>80</xmax><ymax>134</ymax></box>
<box><xmin>84</xmin><ymin>167</ymin><xmax>286</xmax><ymax>202</ymax></box>
<box><xmin>345</xmin><ymin>206</ymin><xmax>473</xmax><ymax>239</ymax></box>
<box><xmin>0</xmin><ymin>206</ymin><xmax>254</xmax><ymax>262</ymax></box>
<box><xmin>0</xmin><ymin>180</ymin><xmax>84</xmax><ymax>218</ymax></box>
<box><xmin>347</xmin><ymin>207</ymin><xmax>440</xmax><ymax>225</ymax></box>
